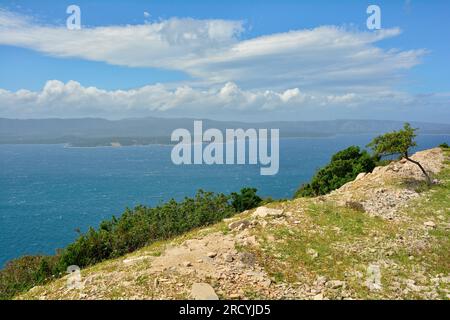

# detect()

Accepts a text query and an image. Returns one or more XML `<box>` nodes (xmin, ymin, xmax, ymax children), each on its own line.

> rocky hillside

<box><xmin>19</xmin><ymin>148</ymin><xmax>450</xmax><ymax>300</ymax></box>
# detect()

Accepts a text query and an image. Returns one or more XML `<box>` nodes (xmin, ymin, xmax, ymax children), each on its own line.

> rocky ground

<box><xmin>19</xmin><ymin>148</ymin><xmax>450</xmax><ymax>300</ymax></box>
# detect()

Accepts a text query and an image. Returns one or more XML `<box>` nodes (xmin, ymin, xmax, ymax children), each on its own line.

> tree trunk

<box><xmin>405</xmin><ymin>155</ymin><xmax>432</xmax><ymax>185</ymax></box>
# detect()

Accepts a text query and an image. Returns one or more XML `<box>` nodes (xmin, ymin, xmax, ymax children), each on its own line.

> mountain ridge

<box><xmin>2</xmin><ymin>117</ymin><xmax>450</xmax><ymax>147</ymax></box>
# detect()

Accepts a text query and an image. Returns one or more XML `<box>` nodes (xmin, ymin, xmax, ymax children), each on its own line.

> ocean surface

<box><xmin>1</xmin><ymin>134</ymin><xmax>449</xmax><ymax>267</ymax></box>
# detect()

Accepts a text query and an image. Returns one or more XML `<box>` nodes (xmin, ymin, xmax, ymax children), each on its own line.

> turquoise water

<box><xmin>1</xmin><ymin>134</ymin><xmax>448</xmax><ymax>266</ymax></box>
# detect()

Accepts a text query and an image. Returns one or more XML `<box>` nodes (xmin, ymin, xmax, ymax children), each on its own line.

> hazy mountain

<box><xmin>1</xmin><ymin>117</ymin><xmax>449</xmax><ymax>146</ymax></box>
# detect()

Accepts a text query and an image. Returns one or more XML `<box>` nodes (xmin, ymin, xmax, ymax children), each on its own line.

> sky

<box><xmin>0</xmin><ymin>0</ymin><xmax>449</xmax><ymax>122</ymax></box>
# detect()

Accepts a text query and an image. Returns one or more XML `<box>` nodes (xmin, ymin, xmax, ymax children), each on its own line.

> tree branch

<box><xmin>405</xmin><ymin>156</ymin><xmax>431</xmax><ymax>185</ymax></box>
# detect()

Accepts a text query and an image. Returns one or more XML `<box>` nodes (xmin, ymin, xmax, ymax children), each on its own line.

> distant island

<box><xmin>1</xmin><ymin>117</ymin><xmax>450</xmax><ymax>147</ymax></box>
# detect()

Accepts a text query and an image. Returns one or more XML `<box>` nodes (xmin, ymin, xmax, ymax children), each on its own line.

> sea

<box><xmin>1</xmin><ymin>134</ymin><xmax>449</xmax><ymax>267</ymax></box>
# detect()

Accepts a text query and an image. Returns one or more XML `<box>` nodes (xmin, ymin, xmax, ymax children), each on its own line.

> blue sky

<box><xmin>0</xmin><ymin>0</ymin><xmax>449</xmax><ymax>121</ymax></box>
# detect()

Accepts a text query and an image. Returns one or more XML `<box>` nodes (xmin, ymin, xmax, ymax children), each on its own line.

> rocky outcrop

<box><xmin>326</xmin><ymin>148</ymin><xmax>445</xmax><ymax>219</ymax></box>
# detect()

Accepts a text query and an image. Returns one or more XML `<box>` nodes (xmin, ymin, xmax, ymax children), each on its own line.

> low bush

<box><xmin>294</xmin><ymin>146</ymin><xmax>377</xmax><ymax>198</ymax></box>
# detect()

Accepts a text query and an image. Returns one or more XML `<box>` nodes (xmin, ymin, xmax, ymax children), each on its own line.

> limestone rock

<box><xmin>239</xmin><ymin>252</ymin><xmax>256</xmax><ymax>266</ymax></box>
<box><xmin>424</xmin><ymin>221</ymin><xmax>436</xmax><ymax>228</ymax></box>
<box><xmin>326</xmin><ymin>280</ymin><xmax>345</xmax><ymax>289</ymax></box>
<box><xmin>355</xmin><ymin>172</ymin><xmax>367</xmax><ymax>180</ymax></box>
<box><xmin>252</xmin><ymin>206</ymin><xmax>284</xmax><ymax>218</ymax></box>
<box><xmin>228</xmin><ymin>219</ymin><xmax>250</xmax><ymax>231</ymax></box>
<box><xmin>306</xmin><ymin>248</ymin><xmax>319</xmax><ymax>259</ymax></box>
<box><xmin>191</xmin><ymin>283</ymin><xmax>219</xmax><ymax>300</ymax></box>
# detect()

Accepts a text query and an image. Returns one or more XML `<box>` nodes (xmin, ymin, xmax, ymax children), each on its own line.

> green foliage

<box><xmin>0</xmin><ymin>255</ymin><xmax>59</xmax><ymax>300</ymax></box>
<box><xmin>439</xmin><ymin>142</ymin><xmax>449</xmax><ymax>149</ymax></box>
<box><xmin>295</xmin><ymin>146</ymin><xmax>377</xmax><ymax>197</ymax></box>
<box><xmin>367</xmin><ymin>123</ymin><xmax>417</xmax><ymax>158</ymax></box>
<box><xmin>368</xmin><ymin>123</ymin><xmax>431</xmax><ymax>184</ymax></box>
<box><xmin>1</xmin><ymin>188</ymin><xmax>255</xmax><ymax>299</ymax></box>
<box><xmin>231</xmin><ymin>188</ymin><xmax>263</xmax><ymax>212</ymax></box>
<box><xmin>57</xmin><ymin>190</ymin><xmax>234</xmax><ymax>270</ymax></box>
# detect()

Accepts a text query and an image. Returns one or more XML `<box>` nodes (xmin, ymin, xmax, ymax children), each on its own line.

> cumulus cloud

<box><xmin>2</xmin><ymin>80</ymin><xmax>446</xmax><ymax>120</ymax></box>
<box><xmin>0</xmin><ymin>80</ymin><xmax>313</xmax><ymax>118</ymax></box>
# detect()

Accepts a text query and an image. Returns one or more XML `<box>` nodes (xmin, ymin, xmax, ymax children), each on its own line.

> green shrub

<box><xmin>57</xmin><ymin>189</ymin><xmax>235</xmax><ymax>270</ymax></box>
<box><xmin>439</xmin><ymin>142</ymin><xmax>449</xmax><ymax>149</ymax></box>
<box><xmin>231</xmin><ymin>187</ymin><xmax>263</xmax><ymax>212</ymax></box>
<box><xmin>0</xmin><ymin>255</ymin><xmax>59</xmax><ymax>300</ymax></box>
<box><xmin>294</xmin><ymin>146</ymin><xmax>377</xmax><ymax>198</ymax></box>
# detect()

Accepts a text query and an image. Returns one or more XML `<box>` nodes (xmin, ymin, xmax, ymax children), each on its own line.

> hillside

<box><xmin>18</xmin><ymin>148</ymin><xmax>450</xmax><ymax>300</ymax></box>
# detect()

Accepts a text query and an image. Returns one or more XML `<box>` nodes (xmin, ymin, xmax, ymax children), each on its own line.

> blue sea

<box><xmin>1</xmin><ymin>134</ymin><xmax>449</xmax><ymax>267</ymax></box>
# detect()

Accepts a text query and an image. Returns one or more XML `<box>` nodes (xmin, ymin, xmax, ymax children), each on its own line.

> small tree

<box><xmin>367</xmin><ymin>123</ymin><xmax>431</xmax><ymax>184</ymax></box>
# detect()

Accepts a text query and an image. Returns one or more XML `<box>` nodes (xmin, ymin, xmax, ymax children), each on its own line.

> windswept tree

<box><xmin>367</xmin><ymin>123</ymin><xmax>431</xmax><ymax>184</ymax></box>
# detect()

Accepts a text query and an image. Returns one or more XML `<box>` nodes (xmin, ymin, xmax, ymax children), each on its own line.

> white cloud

<box><xmin>1</xmin><ymin>80</ymin><xmax>447</xmax><ymax>120</ymax></box>
<box><xmin>0</xmin><ymin>80</ymin><xmax>311</xmax><ymax>118</ymax></box>
<box><xmin>0</xmin><ymin>9</ymin><xmax>426</xmax><ymax>92</ymax></box>
<box><xmin>0</xmin><ymin>9</ymin><xmax>445</xmax><ymax>121</ymax></box>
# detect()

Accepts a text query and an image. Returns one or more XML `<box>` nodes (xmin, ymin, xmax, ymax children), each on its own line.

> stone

<box><xmin>313</xmin><ymin>293</ymin><xmax>324</xmax><ymax>300</ymax></box>
<box><xmin>316</xmin><ymin>276</ymin><xmax>327</xmax><ymax>286</ymax></box>
<box><xmin>327</xmin><ymin>280</ymin><xmax>345</xmax><ymax>289</ymax></box>
<box><xmin>224</xmin><ymin>254</ymin><xmax>234</xmax><ymax>263</ymax></box>
<box><xmin>182</xmin><ymin>261</ymin><xmax>192</xmax><ymax>267</ymax></box>
<box><xmin>260</xmin><ymin>279</ymin><xmax>271</xmax><ymax>288</ymax></box>
<box><xmin>424</xmin><ymin>221</ymin><xmax>436</xmax><ymax>228</ymax></box>
<box><xmin>306</xmin><ymin>248</ymin><xmax>319</xmax><ymax>259</ymax></box>
<box><xmin>191</xmin><ymin>283</ymin><xmax>219</xmax><ymax>300</ymax></box>
<box><xmin>239</xmin><ymin>235</ymin><xmax>258</xmax><ymax>246</ymax></box>
<box><xmin>207</xmin><ymin>252</ymin><xmax>217</xmax><ymax>258</ymax></box>
<box><xmin>239</xmin><ymin>252</ymin><xmax>256</xmax><ymax>266</ymax></box>
<box><xmin>355</xmin><ymin>172</ymin><xmax>367</xmax><ymax>180</ymax></box>
<box><xmin>252</xmin><ymin>206</ymin><xmax>284</xmax><ymax>218</ymax></box>
<box><xmin>228</xmin><ymin>219</ymin><xmax>251</xmax><ymax>231</ymax></box>
<box><xmin>229</xmin><ymin>293</ymin><xmax>241</xmax><ymax>299</ymax></box>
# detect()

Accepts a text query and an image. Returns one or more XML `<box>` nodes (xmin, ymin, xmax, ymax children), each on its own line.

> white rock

<box><xmin>313</xmin><ymin>293</ymin><xmax>324</xmax><ymax>300</ymax></box>
<box><xmin>252</xmin><ymin>206</ymin><xmax>284</xmax><ymax>218</ymax></box>
<box><xmin>260</xmin><ymin>279</ymin><xmax>271</xmax><ymax>288</ymax></box>
<box><xmin>191</xmin><ymin>283</ymin><xmax>219</xmax><ymax>300</ymax></box>
<box><xmin>306</xmin><ymin>248</ymin><xmax>319</xmax><ymax>259</ymax></box>
<box><xmin>424</xmin><ymin>221</ymin><xmax>436</xmax><ymax>228</ymax></box>
<box><xmin>182</xmin><ymin>261</ymin><xmax>192</xmax><ymax>267</ymax></box>
<box><xmin>355</xmin><ymin>172</ymin><xmax>367</xmax><ymax>180</ymax></box>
